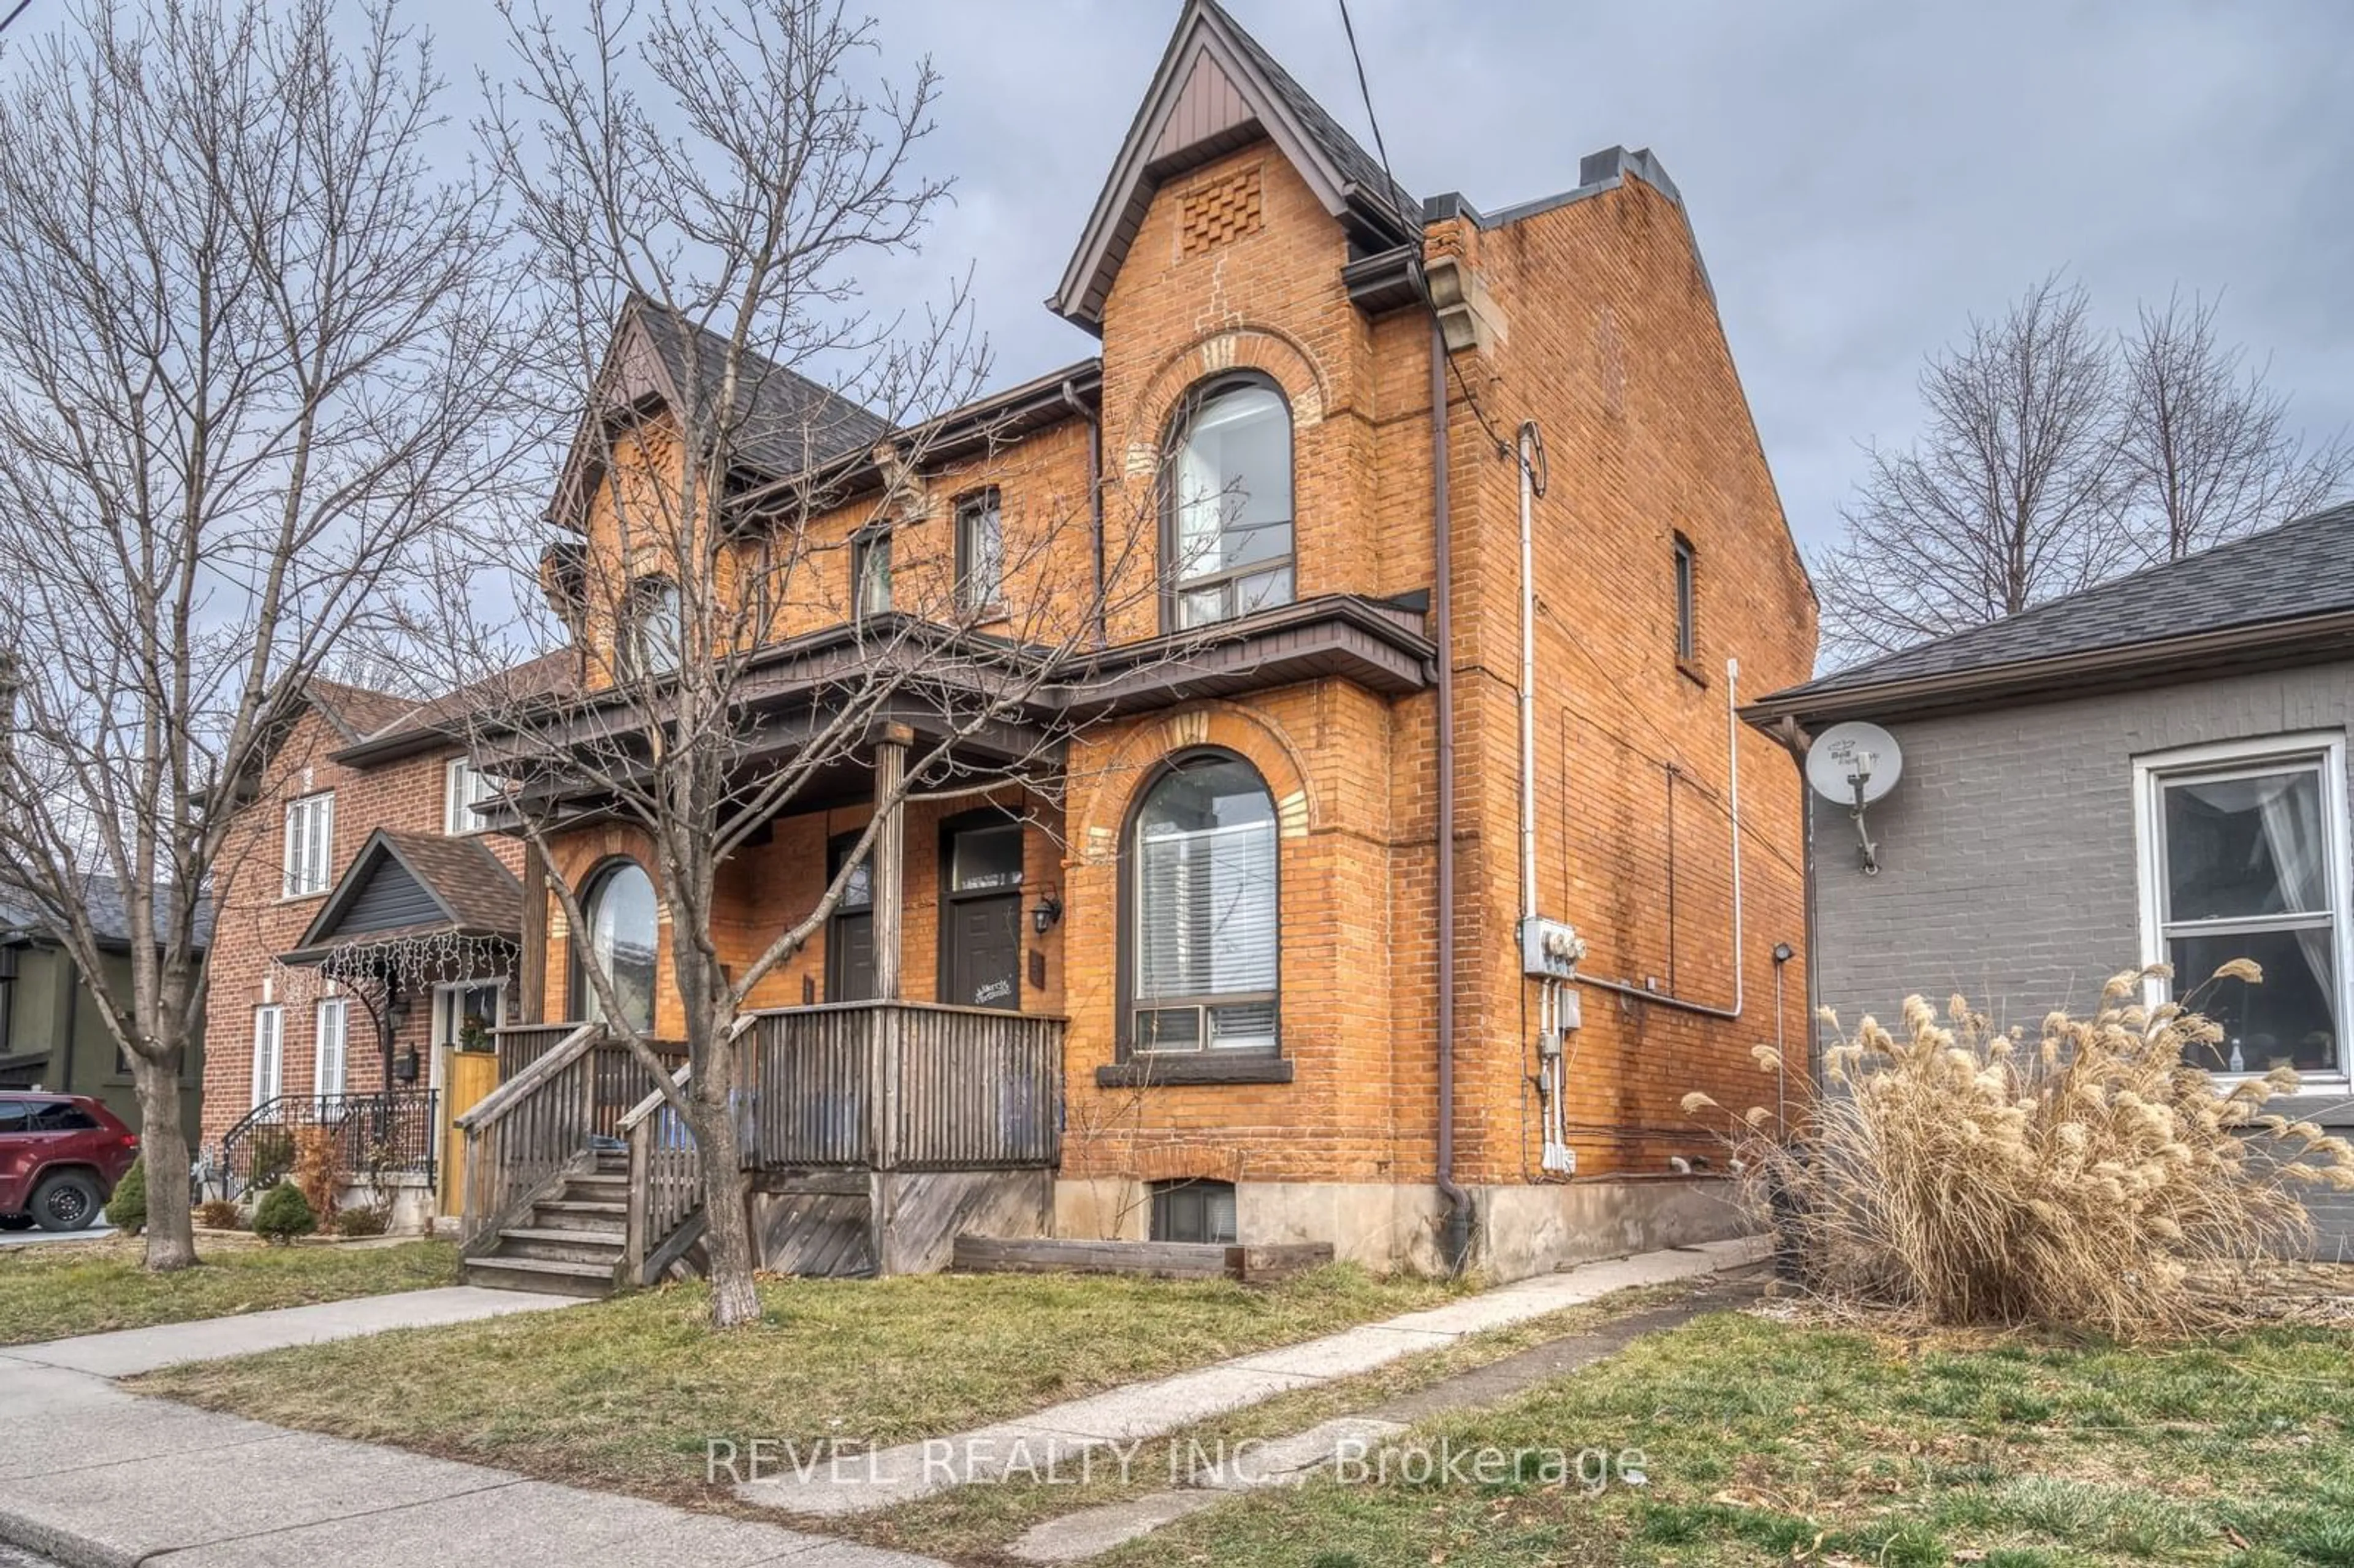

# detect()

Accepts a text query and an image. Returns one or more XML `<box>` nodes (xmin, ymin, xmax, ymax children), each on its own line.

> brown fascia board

<box><xmin>468</xmin><ymin>594</ymin><xmax>1433</xmax><ymax>775</ymax></box>
<box><xmin>1049</xmin><ymin>7</ymin><xmax>1410</xmax><ymax>330</ymax></box>
<box><xmin>1739</xmin><ymin>609</ymin><xmax>2354</xmax><ymax>733</ymax></box>
<box><xmin>781</xmin><ymin>360</ymin><xmax>1105</xmax><ymax>510</ymax></box>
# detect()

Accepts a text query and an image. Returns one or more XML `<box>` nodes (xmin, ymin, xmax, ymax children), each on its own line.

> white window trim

<box><xmin>2131</xmin><ymin>729</ymin><xmax>2352</xmax><ymax>1086</ymax></box>
<box><xmin>283</xmin><ymin>790</ymin><xmax>334</xmax><ymax>899</ymax></box>
<box><xmin>315</xmin><ymin>997</ymin><xmax>348</xmax><ymax>1100</ymax></box>
<box><xmin>444</xmin><ymin>757</ymin><xmax>497</xmax><ymax>835</ymax></box>
<box><xmin>251</xmin><ymin>1004</ymin><xmax>284</xmax><ymax>1108</ymax></box>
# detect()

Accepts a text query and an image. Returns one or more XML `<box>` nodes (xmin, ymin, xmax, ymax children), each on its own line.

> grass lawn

<box><xmin>0</xmin><ymin>1237</ymin><xmax>460</xmax><ymax>1346</ymax></box>
<box><xmin>137</xmin><ymin>1264</ymin><xmax>1460</xmax><ymax>1502</ymax></box>
<box><xmin>1126</xmin><ymin>1307</ymin><xmax>2354</xmax><ymax>1568</ymax></box>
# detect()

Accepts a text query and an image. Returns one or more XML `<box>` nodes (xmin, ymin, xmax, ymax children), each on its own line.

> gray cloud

<box><xmin>413</xmin><ymin>0</ymin><xmax>2354</xmax><ymax>552</ymax></box>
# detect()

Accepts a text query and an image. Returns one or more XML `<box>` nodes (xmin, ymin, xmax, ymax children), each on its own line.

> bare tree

<box><xmin>1815</xmin><ymin>276</ymin><xmax>2125</xmax><ymax>667</ymax></box>
<box><xmin>2113</xmin><ymin>288</ymin><xmax>2354</xmax><ymax>564</ymax></box>
<box><xmin>1816</xmin><ymin>276</ymin><xmax>2354</xmax><ymax>668</ymax></box>
<box><xmin>445</xmin><ymin>0</ymin><xmax>1176</xmax><ymax>1328</ymax></box>
<box><xmin>0</xmin><ymin>1</ymin><xmax>522</xmax><ymax>1268</ymax></box>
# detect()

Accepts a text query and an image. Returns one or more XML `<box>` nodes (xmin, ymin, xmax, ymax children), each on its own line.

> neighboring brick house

<box><xmin>196</xmin><ymin>666</ymin><xmax>566</xmax><ymax>1209</ymax></box>
<box><xmin>1745</xmin><ymin>504</ymin><xmax>2354</xmax><ymax>1257</ymax></box>
<box><xmin>467</xmin><ymin>0</ymin><xmax>1818</xmax><ymax>1284</ymax></box>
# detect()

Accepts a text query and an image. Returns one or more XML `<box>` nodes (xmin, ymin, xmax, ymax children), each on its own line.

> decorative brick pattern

<box><xmin>1178</xmin><ymin>164</ymin><xmax>1263</xmax><ymax>257</ymax></box>
<box><xmin>367</xmin><ymin>136</ymin><xmax>1820</xmax><ymax>1235</ymax></box>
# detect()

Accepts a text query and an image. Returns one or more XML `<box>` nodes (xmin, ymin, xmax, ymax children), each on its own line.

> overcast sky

<box><xmin>734</xmin><ymin>0</ymin><xmax>2354</xmax><ymax>559</ymax></box>
<box><xmin>34</xmin><ymin>0</ymin><xmax>2354</xmax><ymax>558</ymax></box>
<box><xmin>839</xmin><ymin>0</ymin><xmax>2354</xmax><ymax>558</ymax></box>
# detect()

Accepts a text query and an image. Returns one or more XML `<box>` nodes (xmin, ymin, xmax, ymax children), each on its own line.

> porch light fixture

<box><xmin>1031</xmin><ymin>889</ymin><xmax>1064</xmax><ymax>936</ymax></box>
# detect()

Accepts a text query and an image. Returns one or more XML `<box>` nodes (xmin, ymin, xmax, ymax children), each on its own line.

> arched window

<box><xmin>577</xmin><ymin>861</ymin><xmax>658</xmax><ymax>1034</ymax></box>
<box><xmin>620</xmin><ymin>577</ymin><xmax>681</xmax><ymax>678</ymax></box>
<box><xmin>1166</xmin><ymin>376</ymin><xmax>1293</xmax><ymax>628</ymax></box>
<box><xmin>1127</xmin><ymin>752</ymin><xmax>1279</xmax><ymax>1053</ymax></box>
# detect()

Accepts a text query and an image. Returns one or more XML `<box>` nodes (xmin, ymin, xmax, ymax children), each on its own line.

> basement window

<box><xmin>1149</xmin><ymin>1179</ymin><xmax>1237</xmax><ymax>1245</ymax></box>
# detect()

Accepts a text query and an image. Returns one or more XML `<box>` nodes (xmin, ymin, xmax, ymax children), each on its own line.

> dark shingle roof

<box><xmin>1203</xmin><ymin>0</ymin><xmax>1418</xmax><ymax>225</ymax></box>
<box><xmin>367</xmin><ymin>831</ymin><xmax>523</xmax><ymax>935</ymax></box>
<box><xmin>332</xmin><ymin>649</ymin><xmax>578</xmax><ymax>766</ymax></box>
<box><xmin>1763</xmin><ymin>503</ymin><xmax>2354</xmax><ymax>714</ymax></box>
<box><xmin>630</xmin><ymin>300</ymin><xmax>891</xmax><ymax>479</ymax></box>
<box><xmin>289</xmin><ymin>829</ymin><xmax>522</xmax><ymax>959</ymax></box>
<box><xmin>0</xmin><ymin>874</ymin><xmax>214</xmax><ymax>953</ymax></box>
<box><xmin>306</xmin><ymin>680</ymin><xmax>416</xmax><ymax>742</ymax></box>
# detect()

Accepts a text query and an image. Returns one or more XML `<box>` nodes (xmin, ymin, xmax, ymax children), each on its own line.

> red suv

<box><xmin>0</xmin><ymin>1094</ymin><xmax>140</xmax><ymax>1231</ymax></box>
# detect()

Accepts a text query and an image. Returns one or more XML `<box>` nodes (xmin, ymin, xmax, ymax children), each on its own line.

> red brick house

<box><xmin>197</xmin><ymin>663</ymin><xmax>566</xmax><ymax>1217</ymax></box>
<box><xmin>224</xmin><ymin>0</ymin><xmax>1816</xmax><ymax>1282</ymax></box>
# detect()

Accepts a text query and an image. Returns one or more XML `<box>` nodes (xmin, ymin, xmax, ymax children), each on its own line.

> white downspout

<box><xmin>1517</xmin><ymin>421</ymin><xmax>1541</xmax><ymax>928</ymax></box>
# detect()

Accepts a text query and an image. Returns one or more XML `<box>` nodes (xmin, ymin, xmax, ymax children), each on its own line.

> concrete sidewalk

<box><xmin>5</xmin><ymin>1286</ymin><xmax>587</xmax><ymax>1378</ymax></box>
<box><xmin>0</xmin><ymin>1287</ymin><xmax>947</xmax><ymax>1568</ymax></box>
<box><xmin>737</xmin><ymin>1237</ymin><xmax>1768</xmax><ymax>1519</ymax></box>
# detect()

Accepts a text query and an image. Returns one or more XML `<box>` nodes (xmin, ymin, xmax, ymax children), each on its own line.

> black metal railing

<box><xmin>216</xmin><ymin>1090</ymin><xmax>439</xmax><ymax>1198</ymax></box>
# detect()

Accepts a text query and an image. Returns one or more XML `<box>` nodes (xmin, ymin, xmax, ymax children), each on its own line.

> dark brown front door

<box><xmin>826</xmin><ymin>832</ymin><xmax>876</xmax><ymax>1002</ymax></box>
<box><xmin>946</xmin><ymin>894</ymin><xmax>1021</xmax><ymax>1010</ymax></box>
<box><xmin>942</xmin><ymin>816</ymin><xmax>1024</xmax><ymax>1011</ymax></box>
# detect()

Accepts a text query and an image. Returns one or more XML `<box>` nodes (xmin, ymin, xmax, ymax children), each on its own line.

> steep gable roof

<box><xmin>1051</xmin><ymin>0</ymin><xmax>1420</xmax><ymax>332</ymax></box>
<box><xmin>1748</xmin><ymin>503</ymin><xmax>2354</xmax><ymax>725</ymax></box>
<box><xmin>286</xmin><ymin>829</ymin><xmax>522</xmax><ymax>959</ymax></box>
<box><xmin>548</xmin><ymin>297</ymin><xmax>891</xmax><ymax>531</ymax></box>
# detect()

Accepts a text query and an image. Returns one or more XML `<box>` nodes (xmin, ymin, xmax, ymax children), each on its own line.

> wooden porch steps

<box><xmin>464</xmin><ymin>1152</ymin><xmax>631</xmax><ymax>1298</ymax></box>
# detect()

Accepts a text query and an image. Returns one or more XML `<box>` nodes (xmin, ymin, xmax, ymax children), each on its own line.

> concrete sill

<box><xmin>1096</xmin><ymin>1056</ymin><xmax>1294</xmax><ymax>1088</ymax></box>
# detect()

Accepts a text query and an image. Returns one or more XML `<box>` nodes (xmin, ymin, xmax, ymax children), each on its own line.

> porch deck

<box><xmin>459</xmin><ymin>1003</ymin><xmax>1064</xmax><ymax>1293</ymax></box>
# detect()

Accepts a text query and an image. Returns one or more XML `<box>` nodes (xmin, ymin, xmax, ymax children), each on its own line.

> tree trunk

<box><xmin>132</xmin><ymin>1043</ymin><xmax>197</xmax><ymax>1271</ymax></box>
<box><xmin>690</xmin><ymin>1068</ymin><xmax>761</xmax><ymax>1328</ymax></box>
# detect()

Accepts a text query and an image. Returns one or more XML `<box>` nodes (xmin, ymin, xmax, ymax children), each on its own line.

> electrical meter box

<box><xmin>1518</xmin><ymin>916</ymin><xmax>1585</xmax><ymax>981</ymax></box>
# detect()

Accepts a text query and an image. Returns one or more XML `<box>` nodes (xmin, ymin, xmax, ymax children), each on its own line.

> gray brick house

<box><xmin>1744</xmin><ymin>504</ymin><xmax>2354</xmax><ymax>1254</ymax></box>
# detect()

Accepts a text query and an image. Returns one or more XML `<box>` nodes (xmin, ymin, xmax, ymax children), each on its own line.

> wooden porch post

<box><xmin>872</xmin><ymin>723</ymin><xmax>910</xmax><ymax>1000</ymax></box>
<box><xmin>869</xmin><ymin>723</ymin><xmax>912</xmax><ymax>1270</ymax></box>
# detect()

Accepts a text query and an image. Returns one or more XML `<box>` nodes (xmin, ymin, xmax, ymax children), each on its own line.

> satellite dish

<box><xmin>1806</xmin><ymin>721</ymin><xmax>1902</xmax><ymax>875</ymax></box>
<box><xmin>1806</xmin><ymin>721</ymin><xmax>1903</xmax><ymax>805</ymax></box>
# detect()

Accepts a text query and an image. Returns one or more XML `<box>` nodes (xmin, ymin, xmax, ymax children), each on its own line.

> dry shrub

<box><xmin>291</xmin><ymin>1127</ymin><xmax>345</xmax><ymax>1224</ymax></box>
<box><xmin>1689</xmin><ymin>962</ymin><xmax>2354</xmax><ymax>1336</ymax></box>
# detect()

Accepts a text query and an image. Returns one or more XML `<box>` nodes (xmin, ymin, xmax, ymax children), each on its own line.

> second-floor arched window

<box><xmin>1167</xmin><ymin>375</ymin><xmax>1293</xmax><ymax>629</ymax></box>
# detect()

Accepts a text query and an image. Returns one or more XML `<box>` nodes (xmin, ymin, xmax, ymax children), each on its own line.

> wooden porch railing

<box><xmin>612</xmin><ymin>1002</ymin><xmax>1065</xmax><ymax>1285</ymax></box>
<box><xmin>458</xmin><ymin>1023</ymin><xmax>688</xmax><ymax>1250</ymax></box>
<box><xmin>492</xmin><ymin>1021</ymin><xmax>577</xmax><ymax>1083</ymax></box>
<box><xmin>744</xmin><ymin>1001</ymin><xmax>1064</xmax><ymax>1171</ymax></box>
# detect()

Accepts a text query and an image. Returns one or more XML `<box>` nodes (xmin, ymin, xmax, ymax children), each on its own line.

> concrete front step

<box><xmin>463</xmin><ymin>1255</ymin><xmax>619</xmax><ymax>1298</ymax></box>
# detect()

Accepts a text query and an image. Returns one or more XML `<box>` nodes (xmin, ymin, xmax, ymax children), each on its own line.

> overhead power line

<box><xmin>1332</xmin><ymin>0</ymin><xmax>1517</xmax><ymax>463</ymax></box>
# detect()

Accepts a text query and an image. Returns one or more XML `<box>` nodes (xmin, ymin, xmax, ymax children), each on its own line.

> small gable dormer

<box><xmin>1051</xmin><ymin>0</ymin><xmax>1422</xmax><ymax>333</ymax></box>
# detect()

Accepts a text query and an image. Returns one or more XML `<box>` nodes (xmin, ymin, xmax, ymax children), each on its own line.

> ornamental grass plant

<box><xmin>1690</xmin><ymin>962</ymin><xmax>2354</xmax><ymax>1335</ymax></box>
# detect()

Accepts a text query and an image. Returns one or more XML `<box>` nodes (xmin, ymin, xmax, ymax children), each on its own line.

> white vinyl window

<box><xmin>1168</xmin><ymin>378</ymin><xmax>1293</xmax><ymax>630</ymax></box>
<box><xmin>283</xmin><ymin>791</ymin><xmax>333</xmax><ymax>897</ymax></box>
<box><xmin>2135</xmin><ymin>733</ymin><xmax>2350</xmax><ymax>1079</ymax></box>
<box><xmin>444</xmin><ymin>757</ymin><xmax>500</xmax><ymax>835</ymax></box>
<box><xmin>853</xmin><ymin>530</ymin><xmax>893</xmax><ymax>618</ymax></box>
<box><xmin>315</xmin><ymin>998</ymin><xmax>348</xmax><ymax>1099</ymax></box>
<box><xmin>956</xmin><ymin>490</ymin><xmax>1004</xmax><ymax>614</ymax></box>
<box><xmin>251</xmin><ymin>1005</ymin><xmax>284</xmax><ymax>1108</ymax></box>
<box><xmin>1130</xmin><ymin>753</ymin><xmax>1279</xmax><ymax>1052</ymax></box>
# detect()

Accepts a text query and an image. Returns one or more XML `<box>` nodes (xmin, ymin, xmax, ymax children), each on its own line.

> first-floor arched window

<box><xmin>1128</xmin><ymin>752</ymin><xmax>1279</xmax><ymax>1052</ymax></box>
<box><xmin>578</xmin><ymin>860</ymin><xmax>658</xmax><ymax>1034</ymax></box>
